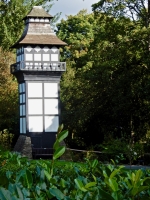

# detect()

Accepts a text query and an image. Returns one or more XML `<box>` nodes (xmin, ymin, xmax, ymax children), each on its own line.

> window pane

<box><xmin>44</xmin><ymin>99</ymin><xmax>58</xmax><ymax>114</ymax></box>
<box><xmin>51</xmin><ymin>54</ymin><xmax>58</xmax><ymax>61</ymax></box>
<box><xmin>45</xmin><ymin>116</ymin><xmax>59</xmax><ymax>132</ymax></box>
<box><xmin>20</xmin><ymin>118</ymin><xmax>22</xmax><ymax>134</ymax></box>
<box><xmin>23</xmin><ymin>105</ymin><xmax>26</xmax><ymax>116</ymax></box>
<box><xmin>22</xmin><ymin>117</ymin><xmax>26</xmax><ymax>134</ymax></box>
<box><xmin>44</xmin><ymin>83</ymin><xmax>58</xmax><ymax>97</ymax></box>
<box><xmin>22</xmin><ymin>83</ymin><xmax>25</xmax><ymax>92</ymax></box>
<box><xmin>28</xmin><ymin>83</ymin><xmax>42</xmax><ymax>97</ymax></box>
<box><xmin>22</xmin><ymin>94</ymin><xmax>25</xmax><ymax>103</ymax></box>
<box><xmin>28</xmin><ymin>99</ymin><xmax>43</xmax><ymax>114</ymax></box>
<box><xmin>25</xmin><ymin>54</ymin><xmax>33</xmax><ymax>61</ymax></box>
<box><xmin>43</xmin><ymin>54</ymin><xmax>50</xmax><ymax>61</ymax></box>
<box><xmin>19</xmin><ymin>84</ymin><xmax>22</xmax><ymax>93</ymax></box>
<box><xmin>34</xmin><ymin>54</ymin><xmax>41</xmax><ymax>61</ymax></box>
<box><xmin>20</xmin><ymin>95</ymin><xmax>22</xmax><ymax>104</ymax></box>
<box><xmin>20</xmin><ymin>105</ymin><xmax>23</xmax><ymax>116</ymax></box>
<box><xmin>29</xmin><ymin>116</ymin><xmax>43</xmax><ymax>132</ymax></box>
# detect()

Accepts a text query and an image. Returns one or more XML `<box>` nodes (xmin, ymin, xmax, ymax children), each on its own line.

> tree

<box><xmin>91</xmin><ymin>0</ymin><xmax>150</xmax><ymax>141</ymax></box>
<box><xmin>89</xmin><ymin>14</ymin><xmax>150</xmax><ymax>140</ymax></box>
<box><xmin>92</xmin><ymin>0</ymin><xmax>148</xmax><ymax>26</ymax></box>
<box><xmin>58</xmin><ymin>4</ymin><xmax>150</xmax><ymax>148</ymax></box>
<box><xmin>57</xmin><ymin>10</ymin><xmax>96</xmax><ymax>68</ymax></box>
<box><xmin>0</xmin><ymin>48</ymin><xmax>18</xmax><ymax>135</ymax></box>
<box><xmin>57</xmin><ymin>11</ymin><xmax>98</xmax><ymax>148</ymax></box>
<box><xmin>0</xmin><ymin>0</ymin><xmax>55</xmax><ymax>51</ymax></box>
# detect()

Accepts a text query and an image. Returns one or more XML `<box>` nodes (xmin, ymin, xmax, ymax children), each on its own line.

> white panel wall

<box><xmin>27</xmin><ymin>82</ymin><xmax>59</xmax><ymax>133</ymax></box>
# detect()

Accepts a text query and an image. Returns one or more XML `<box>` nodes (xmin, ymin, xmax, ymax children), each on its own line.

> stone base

<box><xmin>13</xmin><ymin>135</ymin><xmax>32</xmax><ymax>159</ymax></box>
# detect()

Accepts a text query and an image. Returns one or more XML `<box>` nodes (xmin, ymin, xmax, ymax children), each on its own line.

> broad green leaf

<box><xmin>8</xmin><ymin>183</ymin><xmax>24</xmax><ymax>200</ymax></box>
<box><xmin>53</xmin><ymin>146</ymin><xmax>65</xmax><ymax>160</ymax></box>
<box><xmin>85</xmin><ymin>181</ymin><xmax>97</xmax><ymax>189</ymax></box>
<box><xmin>35</xmin><ymin>185</ymin><xmax>41</xmax><ymax>196</ymax></box>
<box><xmin>91</xmin><ymin>159</ymin><xmax>98</xmax><ymax>168</ymax></box>
<box><xmin>108</xmin><ymin>178</ymin><xmax>118</xmax><ymax>192</ymax></box>
<box><xmin>53</xmin><ymin>140</ymin><xmax>60</xmax><ymax>150</ymax></box>
<box><xmin>57</xmin><ymin>130</ymin><xmax>68</xmax><ymax>143</ymax></box>
<box><xmin>0</xmin><ymin>187</ymin><xmax>17</xmax><ymax>200</ymax></box>
<box><xmin>60</xmin><ymin>178</ymin><xmax>66</xmax><ymax>188</ymax></box>
<box><xmin>22</xmin><ymin>188</ymin><xmax>30</xmax><ymax>198</ymax></box>
<box><xmin>74</xmin><ymin>179</ymin><xmax>87</xmax><ymax>192</ymax></box>
<box><xmin>112</xmin><ymin>191</ymin><xmax>119</xmax><ymax>200</ymax></box>
<box><xmin>110</xmin><ymin>166</ymin><xmax>124</xmax><ymax>179</ymax></box>
<box><xmin>6</xmin><ymin>171</ymin><xmax>13</xmax><ymax>180</ymax></box>
<box><xmin>104</xmin><ymin>167</ymin><xmax>112</xmax><ymax>178</ymax></box>
<box><xmin>131</xmin><ymin>172</ymin><xmax>135</xmax><ymax>183</ymax></box>
<box><xmin>134</xmin><ymin>170</ymin><xmax>142</xmax><ymax>185</ymax></box>
<box><xmin>16</xmin><ymin>169</ymin><xmax>33</xmax><ymax>189</ymax></box>
<box><xmin>131</xmin><ymin>186</ymin><xmax>149</xmax><ymax>196</ymax></box>
<box><xmin>49</xmin><ymin>188</ymin><xmax>65</xmax><ymax>200</ymax></box>
<box><xmin>103</xmin><ymin>170</ymin><xmax>108</xmax><ymax>178</ymax></box>
<box><xmin>44</xmin><ymin>170</ymin><xmax>51</xmax><ymax>181</ymax></box>
<box><xmin>92</xmin><ymin>174</ymin><xmax>97</xmax><ymax>182</ymax></box>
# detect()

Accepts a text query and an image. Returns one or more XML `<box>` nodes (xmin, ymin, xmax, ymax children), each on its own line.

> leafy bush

<box><xmin>0</xmin><ymin>129</ymin><xmax>14</xmax><ymax>150</ymax></box>
<box><xmin>0</xmin><ymin>126</ymin><xmax>150</xmax><ymax>199</ymax></box>
<box><xmin>99</xmin><ymin>137</ymin><xmax>144</xmax><ymax>165</ymax></box>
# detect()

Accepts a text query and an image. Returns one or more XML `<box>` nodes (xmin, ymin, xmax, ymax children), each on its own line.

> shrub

<box><xmin>0</xmin><ymin>129</ymin><xmax>14</xmax><ymax>150</ymax></box>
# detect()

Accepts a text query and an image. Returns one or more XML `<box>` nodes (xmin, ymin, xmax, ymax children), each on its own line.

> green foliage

<box><xmin>58</xmin><ymin>2</ymin><xmax>150</xmax><ymax>148</ymax></box>
<box><xmin>0</xmin><ymin>0</ymin><xmax>55</xmax><ymax>51</ymax></box>
<box><xmin>92</xmin><ymin>0</ymin><xmax>148</xmax><ymax>26</ymax></box>
<box><xmin>0</xmin><ymin>129</ymin><xmax>14</xmax><ymax>150</ymax></box>
<box><xmin>0</xmin><ymin>49</ymin><xmax>18</xmax><ymax>136</ymax></box>
<box><xmin>1</xmin><ymin>149</ymin><xmax>150</xmax><ymax>199</ymax></box>
<box><xmin>0</xmin><ymin>129</ymin><xmax>150</xmax><ymax>199</ymax></box>
<box><xmin>100</xmin><ymin>136</ymin><xmax>144</xmax><ymax>165</ymax></box>
<box><xmin>57</xmin><ymin>10</ymin><xmax>95</xmax><ymax>65</ymax></box>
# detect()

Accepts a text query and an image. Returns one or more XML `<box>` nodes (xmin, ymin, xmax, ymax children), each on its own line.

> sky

<box><xmin>50</xmin><ymin>0</ymin><xmax>99</xmax><ymax>21</ymax></box>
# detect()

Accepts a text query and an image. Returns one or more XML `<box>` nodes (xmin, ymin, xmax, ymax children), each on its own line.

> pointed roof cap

<box><xmin>11</xmin><ymin>6</ymin><xmax>67</xmax><ymax>48</ymax></box>
<box><xmin>23</xmin><ymin>6</ymin><xmax>53</xmax><ymax>19</ymax></box>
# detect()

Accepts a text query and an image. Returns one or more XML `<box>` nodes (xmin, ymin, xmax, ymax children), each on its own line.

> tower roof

<box><xmin>11</xmin><ymin>6</ymin><xmax>67</xmax><ymax>48</ymax></box>
<box><xmin>23</xmin><ymin>6</ymin><xmax>53</xmax><ymax>19</ymax></box>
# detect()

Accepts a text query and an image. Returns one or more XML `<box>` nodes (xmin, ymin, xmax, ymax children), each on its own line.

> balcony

<box><xmin>11</xmin><ymin>61</ymin><xmax>66</xmax><ymax>74</ymax></box>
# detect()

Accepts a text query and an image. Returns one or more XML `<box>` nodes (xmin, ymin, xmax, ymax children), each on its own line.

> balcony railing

<box><xmin>11</xmin><ymin>61</ymin><xmax>66</xmax><ymax>73</ymax></box>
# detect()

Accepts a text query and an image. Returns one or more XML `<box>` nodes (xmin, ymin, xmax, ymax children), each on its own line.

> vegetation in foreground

<box><xmin>0</xmin><ymin>127</ymin><xmax>150</xmax><ymax>200</ymax></box>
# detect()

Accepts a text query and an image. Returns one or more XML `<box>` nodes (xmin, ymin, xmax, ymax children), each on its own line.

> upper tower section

<box><xmin>12</xmin><ymin>6</ymin><xmax>66</xmax><ymax>47</ymax></box>
<box><xmin>11</xmin><ymin>6</ymin><xmax>66</xmax><ymax>74</ymax></box>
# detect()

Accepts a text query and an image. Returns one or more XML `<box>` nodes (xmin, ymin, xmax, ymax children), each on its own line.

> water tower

<box><xmin>10</xmin><ymin>6</ymin><xmax>66</xmax><ymax>149</ymax></box>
